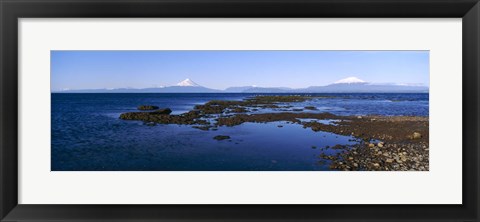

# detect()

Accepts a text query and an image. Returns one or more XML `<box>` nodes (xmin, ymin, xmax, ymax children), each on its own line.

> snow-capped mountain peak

<box><xmin>176</xmin><ymin>78</ymin><xmax>201</xmax><ymax>87</ymax></box>
<box><xmin>334</xmin><ymin>77</ymin><xmax>367</xmax><ymax>84</ymax></box>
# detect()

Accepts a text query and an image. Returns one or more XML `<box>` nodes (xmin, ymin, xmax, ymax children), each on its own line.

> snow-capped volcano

<box><xmin>176</xmin><ymin>78</ymin><xmax>201</xmax><ymax>87</ymax></box>
<box><xmin>58</xmin><ymin>76</ymin><xmax>427</xmax><ymax>93</ymax></box>
<box><xmin>334</xmin><ymin>77</ymin><xmax>367</xmax><ymax>84</ymax></box>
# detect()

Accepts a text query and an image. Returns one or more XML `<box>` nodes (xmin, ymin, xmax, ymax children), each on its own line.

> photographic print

<box><xmin>51</xmin><ymin>50</ymin><xmax>429</xmax><ymax>171</ymax></box>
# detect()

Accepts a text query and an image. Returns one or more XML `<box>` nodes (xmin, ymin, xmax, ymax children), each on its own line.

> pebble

<box><xmin>413</xmin><ymin>132</ymin><xmax>422</xmax><ymax>139</ymax></box>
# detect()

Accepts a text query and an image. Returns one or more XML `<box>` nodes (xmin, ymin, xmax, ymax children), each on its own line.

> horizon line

<box><xmin>53</xmin><ymin>82</ymin><xmax>429</xmax><ymax>92</ymax></box>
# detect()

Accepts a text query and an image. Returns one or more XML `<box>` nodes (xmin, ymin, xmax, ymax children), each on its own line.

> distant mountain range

<box><xmin>55</xmin><ymin>77</ymin><xmax>429</xmax><ymax>93</ymax></box>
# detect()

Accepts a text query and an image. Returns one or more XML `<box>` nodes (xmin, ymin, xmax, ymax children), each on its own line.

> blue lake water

<box><xmin>51</xmin><ymin>93</ymin><xmax>428</xmax><ymax>171</ymax></box>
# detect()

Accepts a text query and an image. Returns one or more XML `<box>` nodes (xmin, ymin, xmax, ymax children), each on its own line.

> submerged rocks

<box><xmin>216</xmin><ymin>112</ymin><xmax>338</xmax><ymax>127</ymax></box>
<box><xmin>192</xmin><ymin>125</ymin><xmax>211</xmax><ymax>131</ymax></box>
<box><xmin>332</xmin><ymin>144</ymin><xmax>346</xmax><ymax>149</ymax></box>
<box><xmin>121</xmin><ymin>108</ymin><xmax>172</xmax><ymax>121</ymax></box>
<box><xmin>120</xmin><ymin>109</ymin><xmax>208</xmax><ymax>126</ymax></box>
<box><xmin>122</xmin><ymin>96</ymin><xmax>336</xmax><ymax>129</ymax></box>
<box><xmin>120</xmin><ymin>108</ymin><xmax>172</xmax><ymax>120</ymax></box>
<box><xmin>213</xmin><ymin>135</ymin><xmax>230</xmax><ymax>140</ymax></box>
<box><xmin>193</xmin><ymin>95</ymin><xmax>320</xmax><ymax>115</ymax></box>
<box><xmin>120</xmin><ymin>112</ymin><xmax>146</xmax><ymax>120</ymax></box>
<box><xmin>228</xmin><ymin>107</ymin><xmax>248</xmax><ymax>113</ymax></box>
<box><xmin>137</xmin><ymin>105</ymin><xmax>159</xmax><ymax>110</ymax></box>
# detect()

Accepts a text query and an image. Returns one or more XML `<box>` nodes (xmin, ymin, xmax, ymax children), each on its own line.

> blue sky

<box><xmin>51</xmin><ymin>50</ymin><xmax>429</xmax><ymax>91</ymax></box>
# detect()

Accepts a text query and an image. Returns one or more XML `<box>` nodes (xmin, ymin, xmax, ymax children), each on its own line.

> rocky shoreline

<box><xmin>119</xmin><ymin>95</ymin><xmax>429</xmax><ymax>171</ymax></box>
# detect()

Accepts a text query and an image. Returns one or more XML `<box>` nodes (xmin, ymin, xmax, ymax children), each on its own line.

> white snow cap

<box><xmin>176</xmin><ymin>78</ymin><xmax>201</xmax><ymax>87</ymax></box>
<box><xmin>334</xmin><ymin>77</ymin><xmax>367</xmax><ymax>84</ymax></box>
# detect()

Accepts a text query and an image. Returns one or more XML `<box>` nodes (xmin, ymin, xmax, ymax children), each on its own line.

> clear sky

<box><xmin>51</xmin><ymin>50</ymin><xmax>429</xmax><ymax>91</ymax></box>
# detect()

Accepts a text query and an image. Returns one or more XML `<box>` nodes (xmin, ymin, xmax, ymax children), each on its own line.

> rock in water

<box><xmin>119</xmin><ymin>108</ymin><xmax>172</xmax><ymax>120</ymax></box>
<box><xmin>151</xmin><ymin>108</ymin><xmax>172</xmax><ymax>115</ymax></box>
<box><xmin>413</xmin><ymin>132</ymin><xmax>422</xmax><ymax>139</ymax></box>
<box><xmin>213</xmin><ymin>135</ymin><xmax>231</xmax><ymax>140</ymax></box>
<box><xmin>377</xmin><ymin>142</ymin><xmax>384</xmax><ymax>148</ymax></box>
<box><xmin>137</xmin><ymin>105</ymin><xmax>159</xmax><ymax>110</ymax></box>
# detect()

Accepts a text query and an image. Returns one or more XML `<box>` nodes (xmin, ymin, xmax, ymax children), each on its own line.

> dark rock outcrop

<box><xmin>120</xmin><ymin>109</ymin><xmax>210</xmax><ymax>126</ymax></box>
<box><xmin>213</xmin><ymin>135</ymin><xmax>231</xmax><ymax>140</ymax></box>
<box><xmin>151</xmin><ymin>108</ymin><xmax>172</xmax><ymax>115</ymax></box>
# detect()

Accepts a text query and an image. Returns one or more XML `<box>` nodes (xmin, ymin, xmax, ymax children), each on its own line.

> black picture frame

<box><xmin>1</xmin><ymin>0</ymin><xmax>479</xmax><ymax>221</ymax></box>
